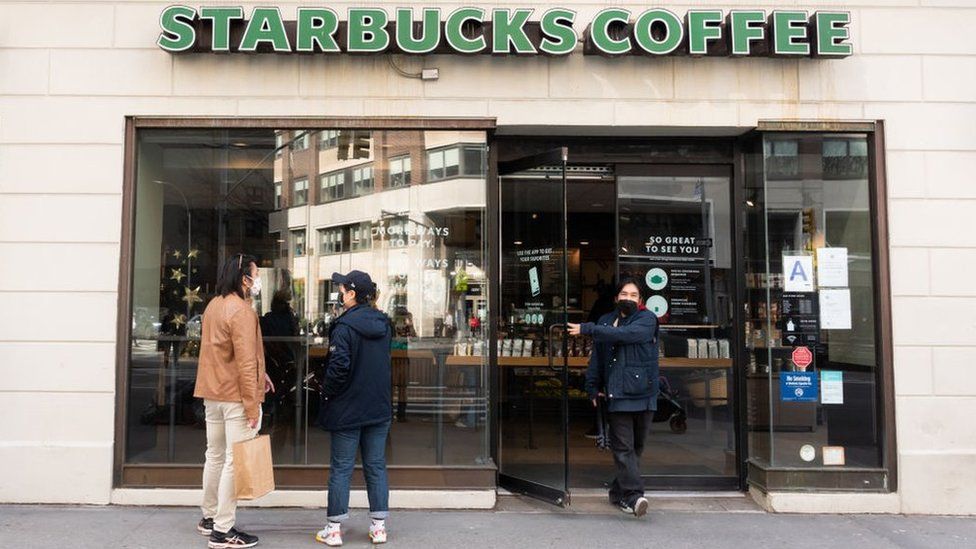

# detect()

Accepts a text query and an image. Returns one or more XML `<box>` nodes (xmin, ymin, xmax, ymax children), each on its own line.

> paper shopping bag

<box><xmin>233</xmin><ymin>434</ymin><xmax>275</xmax><ymax>500</ymax></box>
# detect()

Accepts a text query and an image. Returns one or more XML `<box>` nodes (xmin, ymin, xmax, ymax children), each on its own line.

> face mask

<box><xmin>616</xmin><ymin>299</ymin><xmax>638</xmax><ymax>316</ymax></box>
<box><xmin>247</xmin><ymin>276</ymin><xmax>262</xmax><ymax>297</ymax></box>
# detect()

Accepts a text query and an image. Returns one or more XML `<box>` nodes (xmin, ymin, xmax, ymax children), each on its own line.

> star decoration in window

<box><xmin>182</xmin><ymin>286</ymin><xmax>203</xmax><ymax>306</ymax></box>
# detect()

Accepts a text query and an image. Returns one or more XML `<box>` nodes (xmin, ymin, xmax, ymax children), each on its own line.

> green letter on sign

<box><xmin>634</xmin><ymin>9</ymin><xmax>683</xmax><ymax>55</ymax></box>
<box><xmin>348</xmin><ymin>8</ymin><xmax>390</xmax><ymax>52</ymax></box>
<box><xmin>199</xmin><ymin>6</ymin><xmax>244</xmax><ymax>51</ymax></box>
<box><xmin>396</xmin><ymin>8</ymin><xmax>441</xmax><ymax>54</ymax></box>
<box><xmin>158</xmin><ymin>5</ymin><xmax>197</xmax><ymax>52</ymax></box>
<box><xmin>539</xmin><ymin>8</ymin><xmax>577</xmax><ymax>56</ymax></box>
<box><xmin>492</xmin><ymin>8</ymin><xmax>536</xmax><ymax>54</ymax></box>
<box><xmin>445</xmin><ymin>7</ymin><xmax>486</xmax><ymax>53</ymax></box>
<box><xmin>588</xmin><ymin>8</ymin><xmax>631</xmax><ymax>55</ymax></box>
<box><xmin>813</xmin><ymin>11</ymin><xmax>852</xmax><ymax>57</ymax></box>
<box><xmin>687</xmin><ymin>10</ymin><xmax>723</xmax><ymax>55</ymax></box>
<box><xmin>771</xmin><ymin>11</ymin><xmax>810</xmax><ymax>56</ymax></box>
<box><xmin>728</xmin><ymin>11</ymin><xmax>765</xmax><ymax>56</ymax></box>
<box><xmin>296</xmin><ymin>8</ymin><xmax>340</xmax><ymax>52</ymax></box>
<box><xmin>240</xmin><ymin>8</ymin><xmax>291</xmax><ymax>52</ymax></box>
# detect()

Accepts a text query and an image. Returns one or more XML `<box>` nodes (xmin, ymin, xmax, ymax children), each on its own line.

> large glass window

<box><xmin>745</xmin><ymin>132</ymin><xmax>883</xmax><ymax>472</ymax></box>
<box><xmin>125</xmin><ymin>128</ymin><xmax>490</xmax><ymax>475</ymax></box>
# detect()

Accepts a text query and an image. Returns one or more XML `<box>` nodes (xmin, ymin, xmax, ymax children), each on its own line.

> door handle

<box><xmin>547</xmin><ymin>323</ymin><xmax>567</xmax><ymax>373</ymax></box>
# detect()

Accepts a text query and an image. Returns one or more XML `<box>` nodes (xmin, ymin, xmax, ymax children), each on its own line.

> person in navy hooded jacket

<box><xmin>315</xmin><ymin>270</ymin><xmax>392</xmax><ymax>546</ymax></box>
<box><xmin>569</xmin><ymin>277</ymin><xmax>659</xmax><ymax>519</ymax></box>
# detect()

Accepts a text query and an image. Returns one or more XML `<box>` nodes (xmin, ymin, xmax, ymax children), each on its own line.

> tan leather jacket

<box><xmin>193</xmin><ymin>293</ymin><xmax>266</xmax><ymax>420</ymax></box>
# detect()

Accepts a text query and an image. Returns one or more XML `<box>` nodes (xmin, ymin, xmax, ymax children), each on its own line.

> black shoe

<box><xmin>583</xmin><ymin>427</ymin><xmax>599</xmax><ymax>439</ymax></box>
<box><xmin>209</xmin><ymin>528</ymin><xmax>259</xmax><ymax>549</ymax></box>
<box><xmin>198</xmin><ymin>517</ymin><xmax>214</xmax><ymax>536</ymax></box>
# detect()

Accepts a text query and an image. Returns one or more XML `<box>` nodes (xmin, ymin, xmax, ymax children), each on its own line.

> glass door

<box><xmin>616</xmin><ymin>164</ymin><xmax>740</xmax><ymax>489</ymax></box>
<box><xmin>497</xmin><ymin>148</ymin><xmax>572</xmax><ymax>505</ymax></box>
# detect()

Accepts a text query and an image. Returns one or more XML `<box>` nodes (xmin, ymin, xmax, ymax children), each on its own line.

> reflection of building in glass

<box><xmin>270</xmin><ymin>130</ymin><xmax>488</xmax><ymax>340</ymax></box>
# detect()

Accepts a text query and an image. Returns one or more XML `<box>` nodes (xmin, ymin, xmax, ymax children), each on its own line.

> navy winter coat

<box><xmin>317</xmin><ymin>305</ymin><xmax>392</xmax><ymax>431</ymax></box>
<box><xmin>583</xmin><ymin>308</ymin><xmax>660</xmax><ymax>412</ymax></box>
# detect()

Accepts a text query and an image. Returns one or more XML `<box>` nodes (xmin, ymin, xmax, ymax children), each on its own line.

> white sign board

<box><xmin>783</xmin><ymin>255</ymin><xmax>815</xmax><ymax>292</ymax></box>
<box><xmin>816</xmin><ymin>247</ymin><xmax>848</xmax><ymax>287</ymax></box>
<box><xmin>819</xmin><ymin>288</ymin><xmax>852</xmax><ymax>330</ymax></box>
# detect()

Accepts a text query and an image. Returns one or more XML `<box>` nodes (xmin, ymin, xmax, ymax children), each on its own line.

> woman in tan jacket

<box><xmin>193</xmin><ymin>253</ymin><xmax>274</xmax><ymax>549</ymax></box>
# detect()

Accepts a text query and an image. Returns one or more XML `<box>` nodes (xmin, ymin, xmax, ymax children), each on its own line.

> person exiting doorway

<box><xmin>569</xmin><ymin>278</ymin><xmax>660</xmax><ymax>517</ymax></box>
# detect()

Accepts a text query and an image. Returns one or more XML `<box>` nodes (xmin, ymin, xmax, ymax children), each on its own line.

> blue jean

<box><xmin>327</xmin><ymin>420</ymin><xmax>390</xmax><ymax>522</ymax></box>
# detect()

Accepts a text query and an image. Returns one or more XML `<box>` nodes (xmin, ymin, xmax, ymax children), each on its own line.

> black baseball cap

<box><xmin>331</xmin><ymin>270</ymin><xmax>376</xmax><ymax>297</ymax></box>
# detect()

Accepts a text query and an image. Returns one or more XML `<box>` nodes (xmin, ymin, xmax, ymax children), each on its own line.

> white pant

<box><xmin>201</xmin><ymin>399</ymin><xmax>260</xmax><ymax>533</ymax></box>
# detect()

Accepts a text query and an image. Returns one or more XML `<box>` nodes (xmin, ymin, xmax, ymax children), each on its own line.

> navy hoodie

<box><xmin>317</xmin><ymin>304</ymin><xmax>392</xmax><ymax>431</ymax></box>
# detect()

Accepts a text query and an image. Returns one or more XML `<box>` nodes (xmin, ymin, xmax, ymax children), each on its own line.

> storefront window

<box><xmin>125</xmin><ymin>128</ymin><xmax>490</xmax><ymax>472</ymax></box>
<box><xmin>745</xmin><ymin>132</ymin><xmax>883</xmax><ymax>472</ymax></box>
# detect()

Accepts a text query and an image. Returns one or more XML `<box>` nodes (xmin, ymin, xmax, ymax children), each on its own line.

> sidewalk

<box><xmin>1</xmin><ymin>495</ymin><xmax>974</xmax><ymax>549</ymax></box>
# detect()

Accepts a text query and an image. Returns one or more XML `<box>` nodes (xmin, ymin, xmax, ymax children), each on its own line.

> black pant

<box><xmin>607</xmin><ymin>410</ymin><xmax>653</xmax><ymax>507</ymax></box>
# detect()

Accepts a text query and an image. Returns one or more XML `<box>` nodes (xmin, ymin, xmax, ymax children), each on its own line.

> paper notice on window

<box><xmin>820</xmin><ymin>370</ymin><xmax>844</xmax><ymax>404</ymax></box>
<box><xmin>822</xmin><ymin>446</ymin><xmax>846</xmax><ymax>466</ymax></box>
<box><xmin>819</xmin><ymin>288</ymin><xmax>852</xmax><ymax>330</ymax></box>
<box><xmin>816</xmin><ymin>248</ymin><xmax>848</xmax><ymax>288</ymax></box>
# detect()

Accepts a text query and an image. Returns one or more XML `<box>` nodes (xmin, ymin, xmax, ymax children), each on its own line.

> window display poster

<box><xmin>620</xmin><ymin>263</ymin><xmax>706</xmax><ymax>324</ymax></box>
<box><xmin>816</xmin><ymin>247</ymin><xmax>848</xmax><ymax>288</ymax></box>
<box><xmin>820</xmin><ymin>370</ymin><xmax>844</xmax><ymax>404</ymax></box>
<box><xmin>819</xmin><ymin>288</ymin><xmax>852</xmax><ymax>330</ymax></box>
<box><xmin>783</xmin><ymin>255</ymin><xmax>815</xmax><ymax>292</ymax></box>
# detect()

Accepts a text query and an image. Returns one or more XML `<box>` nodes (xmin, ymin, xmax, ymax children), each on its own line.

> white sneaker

<box><xmin>369</xmin><ymin>520</ymin><xmax>387</xmax><ymax>544</ymax></box>
<box><xmin>315</xmin><ymin>522</ymin><xmax>342</xmax><ymax>546</ymax></box>
<box><xmin>634</xmin><ymin>497</ymin><xmax>649</xmax><ymax>518</ymax></box>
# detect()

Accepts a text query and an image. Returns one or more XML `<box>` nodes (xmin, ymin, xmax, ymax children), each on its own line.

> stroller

<box><xmin>594</xmin><ymin>375</ymin><xmax>689</xmax><ymax>450</ymax></box>
<box><xmin>653</xmin><ymin>375</ymin><xmax>688</xmax><ymax>434</ymax></box>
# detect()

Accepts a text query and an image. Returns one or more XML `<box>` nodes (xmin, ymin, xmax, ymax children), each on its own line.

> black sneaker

<box><xmin>209</xmin><ymin>528</ymin><xmax>259</xmax><ymax>549</ymax></box>
<box><xmin>198</xmin><ymin>517</ymin><xmax>214</xmax><ymax>536</ymax></box>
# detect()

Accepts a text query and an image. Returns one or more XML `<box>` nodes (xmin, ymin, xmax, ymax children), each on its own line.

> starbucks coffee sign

<box><xmin>157</xmin><ymin>6</ymin><xmax>852</xmax><ymax>58</ymax></box>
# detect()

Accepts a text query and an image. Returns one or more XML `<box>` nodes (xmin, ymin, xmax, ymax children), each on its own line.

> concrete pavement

<box><xmin>1</xmin><ymin>495</ymin><xmax>974</xmax><ymax>548</ymax></box>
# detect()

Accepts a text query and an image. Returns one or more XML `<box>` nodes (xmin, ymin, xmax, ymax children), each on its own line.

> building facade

<box><xmin>1</xmin><ymin>1</ymin><xmax>974</xmax><ymax>515</ymax></box>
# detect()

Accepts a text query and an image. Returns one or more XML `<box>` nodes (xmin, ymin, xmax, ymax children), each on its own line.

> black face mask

<box><xmin>616</xmin><ymin>299</ymin><xmax>638</xmax><ymax>316</ymax></box>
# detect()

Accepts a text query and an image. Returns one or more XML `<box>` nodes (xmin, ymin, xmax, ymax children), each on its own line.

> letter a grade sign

<box><xmin>158</xmin><ymin>6</ymin><xmax>853</xmax><ymax>58</ymax></box>
<box><xmin>783</xmin><ymin>255</ymin><xmax>815</xmax><ymax>293</ymax></box>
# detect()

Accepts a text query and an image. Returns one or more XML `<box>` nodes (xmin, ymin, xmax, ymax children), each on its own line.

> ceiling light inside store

<box><xmin>514</xmin><ymin>241</ymin><xmax>523</xmax><ymax>245</ymax></box>
<box><xmin>580</xmin><ymin>241</ymin><xmax>589</xmax><ymax>245</ymax></box>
